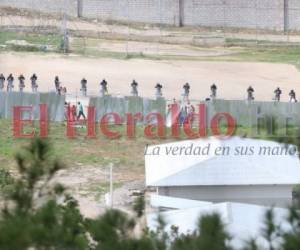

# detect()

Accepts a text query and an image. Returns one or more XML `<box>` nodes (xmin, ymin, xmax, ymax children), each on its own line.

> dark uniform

<box><xmin>155</xmin><ymin>83</ymin><xmax>163</xmax><ymax>97</ymax></box>
<box><xmin>131</xmin><ymin>80</ymin><xmax>138</xmax><ymax>96</ymax></box>
<box><xmin>183</xmin><ymin>83</ymin><xmax>190</xmax><ymax>97</ymax></box>
<box><xmin>210</xmin><ymin>84</ymin><xmax>217</xmax><ymax>99</ymax></box>
<box><xmin>81</xmin><ymin>78</ymin><xmax>87</xmax><ymax>96</ymax></box>
<box><xmin>274</xmin><ymin>87</ymin><xmax>282</xmax><ymax>102</ymax></box>
<box><xmin>100</xmin><ymin>79</ymin><xmax>108</xmax><ymax>96</ymax></box>
<box><xmin>0</xmin><ymin>74</ymin><xmax>5</xmax><ymax>91</ymax></box>
<box><xmin>247</xmin><ymin>86</ymin><xmax>254</xmax><ymax>101</ymax></box>
<box><xmin>18</xmin><ymin>74</ymin><xmax>25</xmax><ymax>92</ymax></box>
<box><xmin>54</xmin><ymin>76</ymin><xmax>60</xmax><ymax>93</ymax></box>
<box><xmin>289</xmin><ymin>89</ymin><xmax>297</xmax><ymax>102</ymax></box>
<box><xmin>7</xmin><ymin>74</ymin><xmax>14</xmax><ymax>92</ymax></box>
<box><xmin>30</xmin><ymin>74</ymin><xmax>38</xmax><ymax>92</ymax></box>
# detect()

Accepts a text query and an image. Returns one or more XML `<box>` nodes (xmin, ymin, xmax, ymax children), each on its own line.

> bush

<box><xmin>0</xmin><ymin>169</ymin><xmax>13</xmax><ymax>189</ymax></box>
<box><xmin>1</xmin><ymin>138</ymin><xmax>300</xmax><ymax>250</ymax></box>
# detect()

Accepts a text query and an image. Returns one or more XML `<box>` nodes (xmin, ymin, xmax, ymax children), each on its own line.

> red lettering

<box><xmin>13</xmin><ymin>106</ymin><xmax>34</xmax><ymax>138</ymax></box>
<box><xmin>126</xmin><ymin>112</ymin><xmax>143</xmax><ymax>138</ymax></box>
<box><xmin>39</xmin><ymin>104</ymin><xmax>48</xmax><ymax>138</ymax></box>
<box><xmin>66</xmin><ymin>105</ymin><xmax>76</xmax><ymax>138</ymax></box>
<box><xmin>171</xmin><ymin>104</ymin><xmax>180</xmax><ymax>138</ymax></box>
<box><xmin>100</xmin><ymin>113</ymin><xmax>122</xmax><ymax>139</ymax></box>
<box><xmin>144</xmin><ymin>112</ymin><xmax>165</xmax><ymax>139</ymax></box>
<box><xmin>211</xmin><ymin>112</ymin><xmax>236</xmax><ymax>137</ymax></box>
<box><xmin>87</xmin><ymin>106</ymin><xmax>96</xmax><ymax>138</ymax></box>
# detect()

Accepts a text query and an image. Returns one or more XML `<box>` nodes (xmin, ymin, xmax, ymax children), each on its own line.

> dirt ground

<box><xmin>2</xmin><ymin>8</ymin><xmax>300</xmax><ymax>43</ymax></box>
<box><xmin>53</xmin><ymin>165</ymin><xmax>144</xmax><ymax>218</ymax></box>
<box><xmin>2</xmin><ymin>7</ymin><xmax>300</xmax><ymax>217</ymax></box>
<box><xmin>1</xmin><ymin>52</ymin><xmax>300</xmax><ymax>102</ymax></box>
<box><xmin>2</xmin><ymin>8</ymin><xmax>300</xmax><ymax>242</ymax></box>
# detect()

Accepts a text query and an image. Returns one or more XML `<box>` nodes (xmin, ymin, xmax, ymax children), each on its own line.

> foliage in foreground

<box><xmin>0</xmin><ymin>139</ymin><xmax>300</xmax><ymax>250</ymax></box>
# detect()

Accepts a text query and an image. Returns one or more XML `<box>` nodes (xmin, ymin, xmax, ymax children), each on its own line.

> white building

<box><xmin>145</xmin><ymin>137</ymin><xmax>300</xmax><ymax>248</ymax></box>
<box><xmin>145</xmin><ymin>137</ymin><xmax>300</xmax><ymax>207</ymax></box>
<box><xmin>147</xmin><ymin>196</ymin><xmax>290</xmax><ymax>249</ymax></box>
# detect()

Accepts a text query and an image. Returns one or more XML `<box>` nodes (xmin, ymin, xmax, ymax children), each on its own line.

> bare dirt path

<box><xmin>1</xmin><ymin>52</ymin><xmax>300</xmax><ymax>101</ymax></box>
<box><xmin>53</xmin><ymin>165</ymin><xmax>144</xmax><ymax>218</ymax></box>
<box><xmin>2</xmin><ymin>8</ymin><xmax>300</xmax><ymax>43</ymax></box>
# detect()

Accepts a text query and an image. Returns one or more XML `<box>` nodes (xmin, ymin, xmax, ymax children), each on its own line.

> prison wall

<box><xmin>182</xmin><ymin>0</ymin><xmax>284</xmax><ymax>30</ymax></box>
<box><xmin>0</xmin><ymin>0</ymin><xmax>78</xmax><ymax>16</ymax></box>
<box><xmin>81</xmin><ymin>0</ymin><xmax>179</xmax><ymax>25</ymax></box>
<box><xmin>88</xmin><ymin>96</ymin><xmax>166</xmax><ymax>122</ymax></box>
<box><xmin>0</xmin><ymin>91</ymin><xmax>300</xmax><ymax>129</ymax></box>
<box><xmin>88</xmin><ymin>95</ymin><xmax>300</xmax><ymax>131</ymax></box>
<box><xmin>1</xmin><ymin>0</ymin><xmax>300</xmax><ymax>31</ymax></box>
<box><xmin>288</xmin><ymin>0</ymin><xmax>300</xmax><ymax>30</ymax></box>
<box><xmin>204</xmin><ymin>99</ymin><xmax>300</xmax><ymax>130</ymax></box>
<box><xmin>0</xmin><ymin>92</ymin><xmax>65</xmax><ymax>121</ymax></box>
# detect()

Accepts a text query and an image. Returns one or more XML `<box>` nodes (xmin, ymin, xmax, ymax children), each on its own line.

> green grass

<box><xmin>85</xmin><ymin>46</ymin><xmax>300</xmax><ymax>69</ymax></box>
<box><xmin>0</xmin><ymin>118</ymin><xmax>299</xmax><ymax>169</ymax></box>
<box><xmin>70</xmin><ymin>35</ymin><xmax>300</xmax><ymax>68</ymax></box>
<box><xmin>0</xmin><ymin>120</ymin><xmax>154</xmax><ymax>170</ymax></box>
<box><xmin>72</xmin><ymin>47</ymin><xmax>160</xmax><ymax>61</ymax></box>
<box><xmin>0</xmin><ymin>118</ymin><xmax>300</xmax><ymax>193</ymax></box>
<box><xmin>230</xmin><ymin>47</ymin><xmax>300</xmax><ymax>69</ymax></box>
<box><xmin>0</xmin><ymin>31</ymin><xmax>61</xmax><ymax>45</ymax></box>
<box><xmin>169</xmin><ymin>46</ymin><xmax>300</xmax><ymax>69</ymax></box>
<box><xmin>3</xmin><ymin>30</ymin><xmax>300</xmax><ymax>69</ymax></box>
<box><xmin>0</xmin><ymin>31</ymin><xmax>62</xmax><ymax>52</ymax></box>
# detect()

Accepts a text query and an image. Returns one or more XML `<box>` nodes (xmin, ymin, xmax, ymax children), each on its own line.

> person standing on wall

<box><xmin>18</xmin><ymin>74</ymin><xmax>25</xmax><ymax>92</ymax></box>
<box><xmin>54</xmin><ymin>76</ymin><xmax>60</xmax><ymax>94</ymax></box>
<box><xmin>0</xmin><ymin>74</ymin><xmax>5</xmax><ymax>91</ymax></box>
<box><xmin>30</xmin><ymin>74</ymin><xmax>38</xmax><ymax>93</ymax></box>
<box><xmin>7</xmin><ymin>74</ymin><xmax>14</xmax><ymax>92</ymax></box>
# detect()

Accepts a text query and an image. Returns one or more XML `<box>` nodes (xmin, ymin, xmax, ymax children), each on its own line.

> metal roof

<box><xmin>145</xmin><ymin>137</ymin><xmax>300</xmax><ymax>186</ymax></box>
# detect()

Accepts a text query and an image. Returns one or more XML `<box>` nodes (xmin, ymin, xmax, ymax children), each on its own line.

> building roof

<box><xmin>145</xmin><ymin>137</ymin><xmax>300</xmax><ymax>186</ymax></box>
<box><xmin>150</xmin><ymin>194</ymin><xmax>212</xmax><ymax>209</ymax></box>
<box><xmin>147</xmin><ymin>201</ymin><xmax>289</xmax><ymax>249</ymax></box>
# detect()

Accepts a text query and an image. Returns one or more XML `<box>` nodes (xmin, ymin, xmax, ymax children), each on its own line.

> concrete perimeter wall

<box><xmin>82</xmin><ymin>0</ymin><xmax>179</xmax><ymax>25</ymax></box>
<box><xmin>204</xmin><ymin>99</ymin><xmax>300</xmax><ymax>129</ymax></box>
<box><xmin>0</xmin><ymin>92</ymin><xmax>299</xmax><ymax>129</ymax></box>
<box><xmin>89</xmin><ymin>96</ymin><xmax>166</xmax><ymax>123</ymax></box>
<box><xmin>0</xmin><ymin>0</ymin><xmax>78</xmax><ymax>16</ymax></box>
<box><xmin>0</xmin><ymin>92</ymin><xmax>65</xmax><ymax>121</ymax></box>
<box><xmin>182</xmin><ymin>0</ymin><xmax>284</xmax><ymax>30</ymax></box>
<box><xmin>288</xmin><ymin>0</ymin><xmax>300</xmax><ymax>30</ymax></box>
<box><xmin>1</xmin><ymin>0</ymin><xmax>300</xmax><ymax>31</ymax></box>
<box><xmin>88</xmin><ymin>96</ymin><xmax>300</xmax><ymax>132</ymax></box>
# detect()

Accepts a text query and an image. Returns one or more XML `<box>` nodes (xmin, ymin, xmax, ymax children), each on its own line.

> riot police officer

<box><xmin>100</xmin><ymin>79</ymin><xmax>108</xmax><ymax>96</ymax></box>
<box><xmin>30</xmin><ymin>74</ymin><xmax>38</xmax><ymax>93</ymax></box>
<box><xmin>7</xmin><ymin>74</ymin><xmax>14</xmax><ymax>92</ymax></box>
<box><xmin>274</xmin><ymin>87</ymin><xmax>282</xmax><ymax>102</ymax></box>
<box><xmin>247</xmin><ymin>86</ymin><xmax>254</xmax><ymax>101</ymax></box>
<box><xmin>210</xmin><ymin>83</ymin><xmax>217</xmax><ymax>99</ymax></box>
<box><xmin>0</xmin><ymin>74</ymin><xmax>5</xmax><ymax>91</ymax></box>
<box><xmin>131</xmin><ymin>80</ymin><xmax>138</xmax><ymax>96</ymax></box>
<box><xmin>155</xmin><ymin>83</ymin><xmax>163</xmax><ymax>98</ymax></box>
<box><xmin>54</xmin><ymin>76</ymin><xmax>60</xmax><ymax>93</ymax></box>
<box><xmin>81</xmin><ymin>78</ymin><xmax>87</xmax><ymax>96</ymax></box>
<box><xmin>183</xmin><ymin>82</ymin><xmax>190</xmax><ymax>98</ymax></box>
<box><xmin>289</xmin><ymin>89</ymin><xmax>297</xmax><ymax>102</ymax></box>
<box><xmin>18</xmin><ymin>74</ymin><xmax>25</xmax><ymax>92</ymax></box>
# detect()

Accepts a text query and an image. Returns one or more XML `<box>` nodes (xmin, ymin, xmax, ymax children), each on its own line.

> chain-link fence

<box><xmin>188</xmin><ymin>0</ymin><xmax>300</xmax><ymax>45</ymax></box>
<box><xmin>1</xmin><ymin>0</ymin><xmax>300</xmax><ymax>55</ymax></box>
